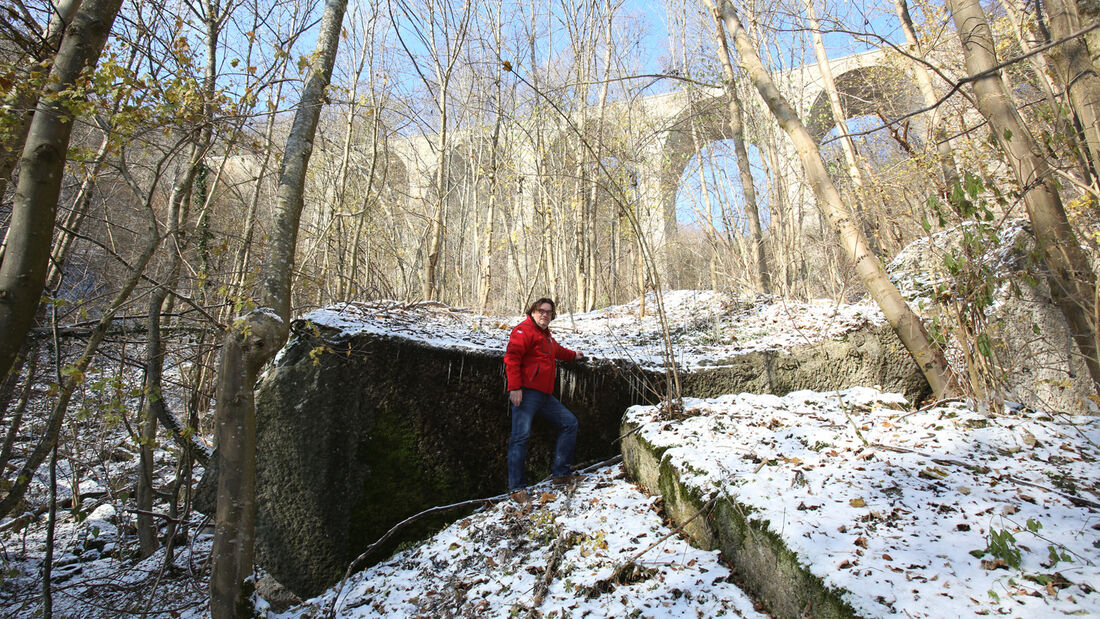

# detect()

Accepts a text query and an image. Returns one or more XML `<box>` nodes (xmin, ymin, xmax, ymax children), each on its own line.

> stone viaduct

<box><xmin>373</xmin><ymin>48</ymin><xmax>921</xmax><ymax>248</ymax></box>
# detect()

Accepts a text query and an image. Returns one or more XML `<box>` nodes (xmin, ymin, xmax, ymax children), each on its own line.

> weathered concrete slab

<box><xmin>621</xmin><ymin>417</ymin><xmax>859</xmax><ymax>619</ymax></box>
<box><xmin>197</xmin><ymin>300</ymin><xmax>928</xmax><ymax>598</ymax></box>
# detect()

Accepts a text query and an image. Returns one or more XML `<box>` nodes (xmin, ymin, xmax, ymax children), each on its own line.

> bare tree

<box><xmin>707</xmin><ymin>0</ymin><xmax>960</xmax><ymax>399</ymax></box>
<box><xmin>706</xmin><ymin>5</ymin><xmax>771</xmax><ymax>294</ymax></box>
<box><xmin>946</xmin><ymin>0</ymin><xmax>1100</xmax><ymax>391</ymax></box>
<box><xmin>209</xmin><ymin>0</ymin><xmax>348</xmax><ymax>614</ymax></box>
<box><xmin>892</xmin><ymin>0</ymin><xmax>960</xmax><ymax>195</ymax></box>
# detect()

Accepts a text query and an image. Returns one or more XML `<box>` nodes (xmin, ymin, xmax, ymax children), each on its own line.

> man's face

<box><xmin>533</xmin><ymin>303</ymin><xmax>553</xmax><ymax>328</ymax></box>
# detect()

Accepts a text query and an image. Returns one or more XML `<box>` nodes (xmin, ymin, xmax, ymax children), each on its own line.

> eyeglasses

<box><xmin>534</xmin><ymin>308</ymin><xmax>553</xmax><ymax>315</ymax></box>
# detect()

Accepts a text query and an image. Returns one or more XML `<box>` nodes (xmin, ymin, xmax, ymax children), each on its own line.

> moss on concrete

<box><xmin>623</xmin><ymin>428</ymin><xmax>860</xmax><ymax>619</ymax></box>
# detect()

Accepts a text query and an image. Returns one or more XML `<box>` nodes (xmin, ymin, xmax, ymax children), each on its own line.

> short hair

<box><xmin>526</xmin><ymin>297</ymin><xmax>556</xmax><ymax>320</ymax></box>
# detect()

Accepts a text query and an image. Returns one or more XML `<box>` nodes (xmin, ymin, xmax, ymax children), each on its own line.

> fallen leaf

<box><xmin>1021</xmin><ymin>430</ymin><xmax>1037</xmax><ymax>448</ymax></box>
<box><xmin>850</xmin><ymin>498</ymin><xmax>867</xmax><ymax>508</ymax></box>
<box><xmin>981</xmin><ymin>559</ymin><xmax>1009</xmax><ymax>570</ymax></box>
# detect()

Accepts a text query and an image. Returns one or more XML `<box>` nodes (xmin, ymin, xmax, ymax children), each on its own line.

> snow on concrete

<box><xmin>624</xmin><ymin>388</ymin><xmax>1100</xmax><ymax>617</ymax></box>
<box><xmin>286</xmin><ymin>465</ymin><xmax>767</xmax><ymax>618</ymax></box>
<box><xmin>301</xmin><ymin>290</ymin><xmax>885</xmax><ymax>371</ymax></box>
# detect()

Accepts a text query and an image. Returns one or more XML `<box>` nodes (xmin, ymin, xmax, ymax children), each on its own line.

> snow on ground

<box><xmin>301</xmin><ymin>290</ymin><xmax>884</xmax><ymax>371</ymax></box>
<box><xmin>285</xmin><ymin>464</ymin><xmax>766</xmax><ymax>618</ymax></box>
<box><xmin>624</xmin><ymin>388</ymin><xmax>1100</xmax><ymax>617</ymax></box>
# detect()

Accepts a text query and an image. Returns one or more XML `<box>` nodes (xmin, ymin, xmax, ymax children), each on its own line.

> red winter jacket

<box><xmin>504</xmin><ymin>315</ymin><xmax>577</xmax><ymax>394</ymax></box>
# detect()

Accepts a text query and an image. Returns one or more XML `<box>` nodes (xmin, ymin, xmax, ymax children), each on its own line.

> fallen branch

<box><xmin>582</xmin><ymin>497</ymin><xmax>716</xmax><ymax>599</ymax></box>
<box><xmin>126</xmin><ymin>508</ymin><xmax>183</xmax><ymax>524</ymax></box>
<box><xmin>325</xmin><ymin>492</ymin><xmax>509</xmax><ymax>618</ymax></box>
<box><xmin>916</xmin><ymin>397</ymin><xmax>967</xmax><ymax>413</ymax></box>
<box><xmin>528</xmin><ymin>525</ymin><xmax>568</xmax><ymax>615</ymax></box>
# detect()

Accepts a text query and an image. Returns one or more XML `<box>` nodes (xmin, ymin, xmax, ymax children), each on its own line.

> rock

<box><xmin>197</xmin><ymin>308</ymin><xmax>928</xmax><ymax>598</ymax></box>
<box><xmin>679</xmin><ymin>323</ymin><xmax>928</xmax><ymax>403</ymax></box>
<box><xmin>244</xmin><ymin>330</ymin><xmax>651</xmax><ymax>598</ymax></box>
<box><xmin>889</xmin><ymin>220</ymin><xmax>1097</xmax><ymax>414</ymax></box>
<box><xmin>255</xmin><ymin>574</ymin><xmax>301</xmax><ymax>614</ymax></box>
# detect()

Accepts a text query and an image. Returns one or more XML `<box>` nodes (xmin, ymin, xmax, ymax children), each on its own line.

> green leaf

<box><xmin>977</xmin><ymin>333</ymin><xmax>992</xmax><ymax>358</ymax></box>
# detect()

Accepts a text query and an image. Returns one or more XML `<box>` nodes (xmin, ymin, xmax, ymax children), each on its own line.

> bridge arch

<box><xmin>803</xmin><ymin>63</ymin><xmax>922</xmax><ymax>143</ymax></box>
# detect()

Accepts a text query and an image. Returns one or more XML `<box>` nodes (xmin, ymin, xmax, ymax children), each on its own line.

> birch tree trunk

<box><xmin>209</xmin><ymin>0</ymin><xmax>348</xmax><ymax>615</ymax></box>
<box><xmin>946</xmin><ymin>0</ymin><xmax>1100</xmax><ymax>391</ymax></box>
<box><xmin>0</xmin><ymin>0</ymin><xmax>123</xmax><ymax>386</ymax></box>
<box><xmin>708</xmin><ymin>0</ymin><xmax>960</xmax><ymax>399</ymax></box>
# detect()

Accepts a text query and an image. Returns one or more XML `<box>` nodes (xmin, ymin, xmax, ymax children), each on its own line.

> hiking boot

<box><xmin>551</xmin><ymin>473</ymin><xmax>585</xmax><ymax>486</ymax></box>
<box><xmin>510</xmin><ymin>489</ymin><xmax>532</xmax><ymax>504</ymax></box>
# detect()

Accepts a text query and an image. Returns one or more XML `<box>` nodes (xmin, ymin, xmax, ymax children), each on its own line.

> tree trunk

<box><xmin>947</xmin><ymin>0</ymin><xmax>1100</xmax><ymax>391</ymax></box>
<box><xmin>210</xmin><ymin>0</ymin><xmax>348</xmax><ymax>615</ymax></box>
<box><xmin>1078</xmin><ymin>0</ymin><xmax>1100</xmax><ymax>77</ymax></box>
<box><xmin>893</xmin><ymin>0</ymin><xmax>961</xmax><ymax>195</ymax></box>
<box><xmin>1044</xmin><ymin>0</ymin><xmax>1100</xmax><ymax>179</ymax></box>
<box><xmin>707</xmin><ymin>7</ymin><xmax>771</xmax><ymax>294</ymax></box>
<box><xmin>709</xmin><ymin>0</ymin><xmax>960</xmax><ymax>399</ymax></box>
<box><xmin>0</xmin><ymin>0</ymin><xmax>123</xmax><ymax>386</ymax></box>
<box><xmin>999</xmin><ymin>0</ymin><xmax>1092</xmax><ymax>184</ymax></box>
<box><xmin>806</xmin><ymin>1</ymin><xmax>868</xmax><ymax>194</ymax></box>
<box><xmin>138</xmin><ymin>144</ymin><xmax>198</xmax><ymax>557</ymax></box>
<box><xmin>0</xmin><ymin>0</ymin><xmax>83</xmax><ymax>201</ymax></box>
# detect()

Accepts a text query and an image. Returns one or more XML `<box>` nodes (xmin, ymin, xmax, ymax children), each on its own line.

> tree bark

<box><xmin>948</xmin><ymin>0</ymin><xmax>1100</xmax><ymax>391</ymax></box>
<box><xmin>708</xmin><ymin>0</ymin><xmax>960</xmax><ymax>399</ymax></box>
<box><xmin>1078</xmin><ymin>0</ymin><xmax>1100</xmax><ymax>77</ymax></box>
<box><xmin>1044</xmin><ymin>0</ymin><xmax>1100</xmax><ymax>180</ymax></box>
<box><xmin>210</xmin><ymin>0</ymin><xmax>348</xmax><ymax>615</ymax></box>
<box><xmin>0</xmin><ymin>0</ymin><xmax>83</xmax><ymax>201</ymax></box>
<box><xmin>0</xmin><ymin>0</ymin><xmax>123</xmax><ymax>387</ymax></box>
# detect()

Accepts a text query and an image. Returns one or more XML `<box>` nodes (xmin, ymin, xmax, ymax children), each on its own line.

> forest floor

<box><xmin>1</xmin><ymin>291</ymin><xmax>1098</xmax><ymax>617</ymax></box>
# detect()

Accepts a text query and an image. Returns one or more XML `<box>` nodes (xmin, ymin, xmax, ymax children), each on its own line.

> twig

<box><xmin>917</xmin><ymin>397</ymin><xmax>966</xmax><ymax>412</ymax></box>
<box><xmin>527</xmin><ymin>526</ymin><xmax>567</xmax><ymax>615</ymax></box>
<box><xmin>582</xmin><ymin>497</ymin><xmax>717</xmax><ymax>599</ymax></box>
<box><xmin>577</xmin><ymin>454</ymin><xmax>623</xmax><ymax>473</ymax></box>
<box><xmin>126</xmin><ymin>508</ymin><xmax>183</xmax><ymax>524</ymax></box>
<box><xmin>325</xmin><ymin>492</ymin><xmax>509</xmax><ymax>618</ymax></box>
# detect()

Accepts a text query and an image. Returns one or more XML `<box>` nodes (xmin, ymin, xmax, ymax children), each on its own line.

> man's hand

<box><xmin>575</xmin><ymin>351</ymin><xmax>585</xmax><ymax>361</ymax></box>
<box><xmin>509</xmin><ymin>389</ymin><xmax>523</xmax><ymax>406</ymax></box>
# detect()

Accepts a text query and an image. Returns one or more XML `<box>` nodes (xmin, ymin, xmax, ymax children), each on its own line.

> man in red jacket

<box><xmin>504</xmin><ymin>297</ymin><xmax>585</xmax><ymax>503</ymax></box>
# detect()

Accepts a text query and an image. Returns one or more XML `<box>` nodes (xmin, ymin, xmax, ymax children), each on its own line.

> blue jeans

<box><xmin>507</xmin><ymin>388</ymin><xmax>578</xmax><ymax>491</ymax></box>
